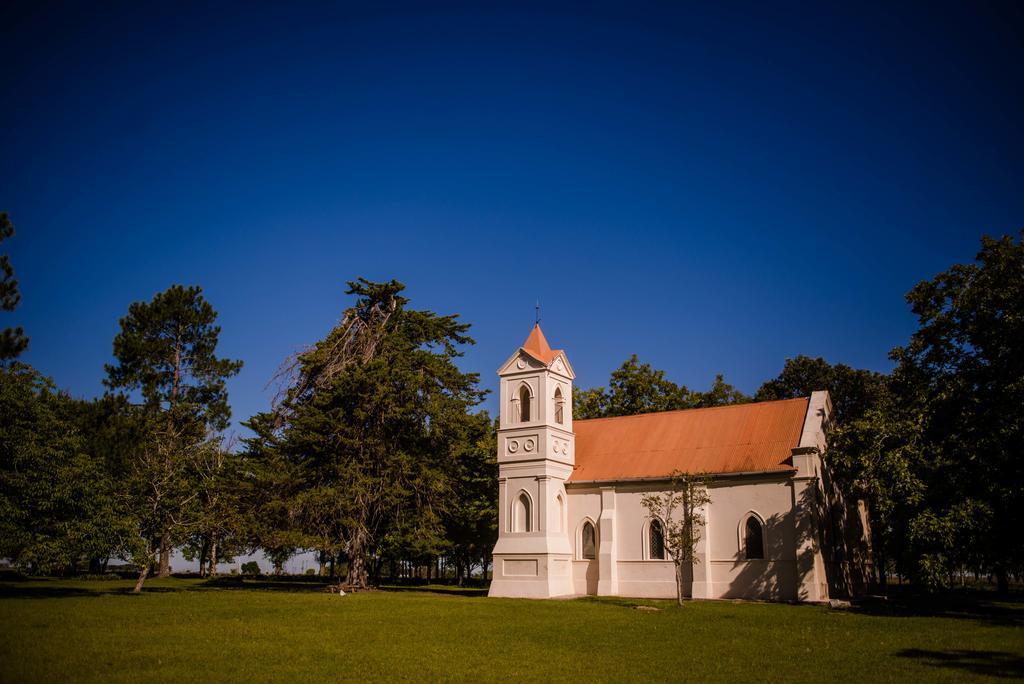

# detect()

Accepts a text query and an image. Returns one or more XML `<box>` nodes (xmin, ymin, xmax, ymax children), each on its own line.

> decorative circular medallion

<box><xmin>524</xmin><ymin>439</ymin><xmax>536</xmax><ymax>452</ymax></box>
<box><xmin>516</xmin><ymin>359</ymin><xmax>526</xmax><ymax>369</ymax></box>
<box><xmin>508</xmin><ymin>440</ymin><xmax>519</xmax><ymax>453</ymax></box>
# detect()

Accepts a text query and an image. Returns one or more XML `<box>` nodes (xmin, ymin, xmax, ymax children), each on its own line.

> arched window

<box><xmin>554</xmin><ymin>387</ymin><xmax>564</xmax><ymax>424</ymax></box>
<box><xmin>519</xmin><ymin>386</ymin><xmax>531</xmax><ymax>422</ymax></box>
<box><xmin>649</xmin><ymin>519</ymin><xmax>665</xmax><ymax>560</ymax></box>
<box><xmin>555</xmin><ymin>494</ymin><xmax>565</xmax><ymax>533</ymax></box>
<box><xmin>744</xmin><ymin>516</ymin><xmax>764</xmax><ymax>559</ymax></box>
<box><xmin>513</xmin><ymin>492</ymin><xmax>532</xmax><ymax>532</ymax></box>
<box><xmin>582</xmin><ymin>521</ymin><xmax>596</xmax><ymax>559</ymax></box>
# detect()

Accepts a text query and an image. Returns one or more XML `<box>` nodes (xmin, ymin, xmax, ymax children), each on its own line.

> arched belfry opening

<box><xmin>554</xmin><ymin>387</ymin><xmax>564</xmax><ymax>424</ymax></box>
<box><xmin>519</xmin><ymin>385</ymin><xmax>532</xmax><ymax>422</ymax></box>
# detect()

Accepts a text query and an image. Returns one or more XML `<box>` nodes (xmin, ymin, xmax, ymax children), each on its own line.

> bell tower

<box><xmin>488</xmin><ymin>324</ymin><xmax>576</xmax><ymax>598</ymax></box>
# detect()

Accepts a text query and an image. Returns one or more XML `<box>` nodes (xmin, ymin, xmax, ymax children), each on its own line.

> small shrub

<box><xmin>240</xmin><ymin>561</ymin><xmax>261</xmax><ymax>576</ymax></box>
<box><xmin>305</xmin><ymin>568</ymin><xmax>316</xmax><ymax>575</ymax></box>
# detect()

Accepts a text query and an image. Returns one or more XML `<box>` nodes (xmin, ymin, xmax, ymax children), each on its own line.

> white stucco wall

<box><xmin>565</xmin><ymin>475</ymin><xmax>805</xmax><ymax>601</ymax></box>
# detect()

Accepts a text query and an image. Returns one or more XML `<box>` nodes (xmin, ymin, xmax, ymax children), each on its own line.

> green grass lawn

<box><xmin>1</xmin><ymin>577</ymin><xmax>1021</xmax><ymax>682</ymax></box>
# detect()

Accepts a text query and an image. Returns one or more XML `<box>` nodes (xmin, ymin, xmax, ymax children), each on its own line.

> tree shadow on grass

<box><xmin>577</xmin><ymin>596</ymin><xmax>673</xmax><ymax>610</ymax></box>
<box><xmin>0</xmin><ymin>585</ymin><xmax>100</xmax><ymax>599</ymax></box>
<box><xmin>189</xmin><ymin>576</ymin><xmax>332</xmax><ymax>593</ymax></box>
<box><xmin>378</xmin><ymin>585</ymin><xmax>487</xmax><ymax>597</ymax></box>
<box><xmin>896</xmin><ymin>649</ymin><xmax>1024</xmax><ymax>679</ymax></box>
<box><xmin>849</xmin><ymin>588</ymin><xmax>1024</xmax><ymax>628</ymax></box>
<box><xmin>0</xmin><ymin>583</ymin><xmax>198</xmax><ymax>599</ymax></box>
<box><xmin>0</xmin><ymin>575</ymin><xmax>331</xmax><ymax>599</ymax></box>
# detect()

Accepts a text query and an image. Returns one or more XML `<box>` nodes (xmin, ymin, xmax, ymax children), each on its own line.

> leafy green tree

<box><xmin>692</xmin><ymin>374</ymin><xmax>750</xmax><ymax>408</ymax></box>
<box><xmin>829</xmin><ymin>232</ymin><xmax>1023</xmax><ymax>591</ymax></box>
<box><xmin>0</xmin><ymin>212</ymin><xmax>28</xmax><ymax>361</ymax></box>
<box><xmin>441</xmin><ymin>411</ymin><xmax>497</xmax><ymax>584</ymax></box>
<box><xmin>755</xmin><ymin>356</ymin><xmax>885</xmax><ymax>424</ymax></box>
<box><xmin>573</xmin><ymin>355</ymin><xmax>691</xmax><ymax>419</ymax></box>
<box><xmin>248</xmin><ymin>279</ymin><xmax>485</xmax><ymax>588</ymax></box>
<box><xmin>65</xmin><ymin>393</ymin><xmax>151</xmax><ymax>574</ymax></box>
<box><xmin>756</xmin><ymin>354</ymin><xmax>887</xmax><ymax>585</ymax></box>
<box><xmin>890</xmin><ymin>231</ymin><xmax>1024</xmax><ymax>591</ymax></box>
<box><xmin>641</xmin><ymin>471</ymin><xmax>711</xmax><ymax>607</ymax></box>
<box><xmin>0</xmin><ymin>364</ymin><xmax>131</xmax><ymax>573</ymax></box>
<box><xmin>181</xmin><ymin>438</ymin><xmax>248</xmax><ymax>577</ymax></box>
<box><xmin>827</xmin><ymin>388</ymin><xmax>926</xmax><ymax>587</ymax></box>
<box><xmin>240</xmin><ymin>410</ymin><xmax>325</xmax><ymax>575</ymax></box>
<box><xmin>120</xmin><ymin>417</ymin><xmax>215</xmax><ymax>592</ymax></box>
<box><xmin>105</xmin><ymin>284</ymin><xmax>242</xmax><ymax>577</ymax></box>
<box><xmin>573</xmin><ymin>356</ymin><xmax>749</xmax><ymax>418</ymax></box>
<box><xmin>603</xmin><ymin>355</ymin><xmax>692</xmax><ymax>416</ymax></box>
<box><xmin>572</xmin><ymin>386</ymin><xmax>609</xmax><ymax>420</ymax></box>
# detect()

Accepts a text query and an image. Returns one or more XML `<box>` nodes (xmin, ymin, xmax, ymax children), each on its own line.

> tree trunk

<box><xmin>133</xmin><ymin>564</ymin><xmax>151</xmax><ymax>594</ymax></box>
<box><xmin>875</xmin><ymin>545</ymin><xmax>887</xmax><ymax>594</ymax></box>
<box><xmin>158</xmin><ymin>534</ymin><xmax>171</xmax><ymax>577</ymax></box>
<box><xmin>198</xmin><ymin>536</ymin><xmax>211</xmax><ymax>578</ymax></box>
<box><xmin>372</xmin><ymin>557</ymin><xmax>383</xmax><ymax>586</ymax></box>
<box><xmin>345</xmin><ymin>529</ymin><xmax>369</xmax><ymax>588</ymax></box>
<box><xmin>675</xmin><ymin>563</ymin><xmax>685</xmax><ymax>607</ymax></box>
<box><xmin>996</xmin><ymin>568</ymin><xmax>1009</xmax><ymax>594</ymax></box>
<box><xmin>209</xmin><ymin>539</ymin><xmax>218</xmax><ymax>577</ymax></box>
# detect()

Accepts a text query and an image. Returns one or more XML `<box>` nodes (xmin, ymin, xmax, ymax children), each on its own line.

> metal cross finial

<box><xmin>535</xmin><ymin>299</ymin><xmax>541</xmax><ymax>325</ymax></box>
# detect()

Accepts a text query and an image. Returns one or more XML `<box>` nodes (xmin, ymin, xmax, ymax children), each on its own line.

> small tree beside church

<box><xmin>641</xmin><ymin>471</ymin><xmax>711</xmax><ymax>607</ymax></box>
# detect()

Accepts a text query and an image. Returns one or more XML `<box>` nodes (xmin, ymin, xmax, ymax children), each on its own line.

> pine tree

<box><xmin>0</xmin><ymin>212</ymin><xmax>29</xmax><ymax>361</ymax></box>
<box><xmin>105</xmin><ymin>284</ymin><xmax>242</xmax><ymax>579</ymax></box>
<box><xmin>249</xmin><ymin>278</ymin><xmax>485</xmax><ymax>588</ymax></box>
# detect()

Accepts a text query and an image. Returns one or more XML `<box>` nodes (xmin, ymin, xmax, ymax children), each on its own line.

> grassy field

<box><xmin>1</xmin><ymin>576</ymin><xmax>1021</xmax><ymax>682</ymax></box>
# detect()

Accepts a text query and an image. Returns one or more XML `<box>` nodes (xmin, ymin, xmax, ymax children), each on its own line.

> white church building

<box><xmin>488</xmin><ymin>325</ymin><xmax>872</xmax><ymax>602</ymax></box>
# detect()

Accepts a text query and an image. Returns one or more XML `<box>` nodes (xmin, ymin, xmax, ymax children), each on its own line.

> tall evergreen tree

<box><xmin>441</xmin><ymin>411</ymin><xmax>497</xmax><ymax>584</ymax></box>
<box><xmin>105</xmin><ymin>285</ymin><xmax>243</xmax><ymax>430</ymax></box>
<box><xmin>105</xmin><ymin>284</ymin><xmax>242</xmax><ymax>577</ymax></box>
<box><xmin>0</xmin><ymin>212</ymin><xmax>29</xmax><ymax>361</ymax></box>
<box><xmin>248</xmin><ymin>278</ymin><xmax>485</xmax><ymax>588</ymax></box>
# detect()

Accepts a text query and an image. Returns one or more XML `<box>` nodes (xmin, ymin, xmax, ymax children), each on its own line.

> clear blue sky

<box><xmin>3</xmin><ymin>1</ymin><xmax>1022</xmax><ymax>434</ymax></box>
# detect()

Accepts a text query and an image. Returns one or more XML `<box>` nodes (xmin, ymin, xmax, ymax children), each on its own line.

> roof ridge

<box><xmin>573</xmin><ymin>396</ymin><xmax>811</xmax><ymax>424</ymax></box>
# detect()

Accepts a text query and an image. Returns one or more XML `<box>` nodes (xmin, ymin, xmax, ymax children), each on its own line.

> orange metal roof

<box><xmin>521</xmin><ymin>324</ymin><xmax>561</xmax><ymax>365</ymax></box>
<box><xmin>568</xmin><ymin>397</ymin><xmax>810</xmax><ymax>482</ymax></box>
